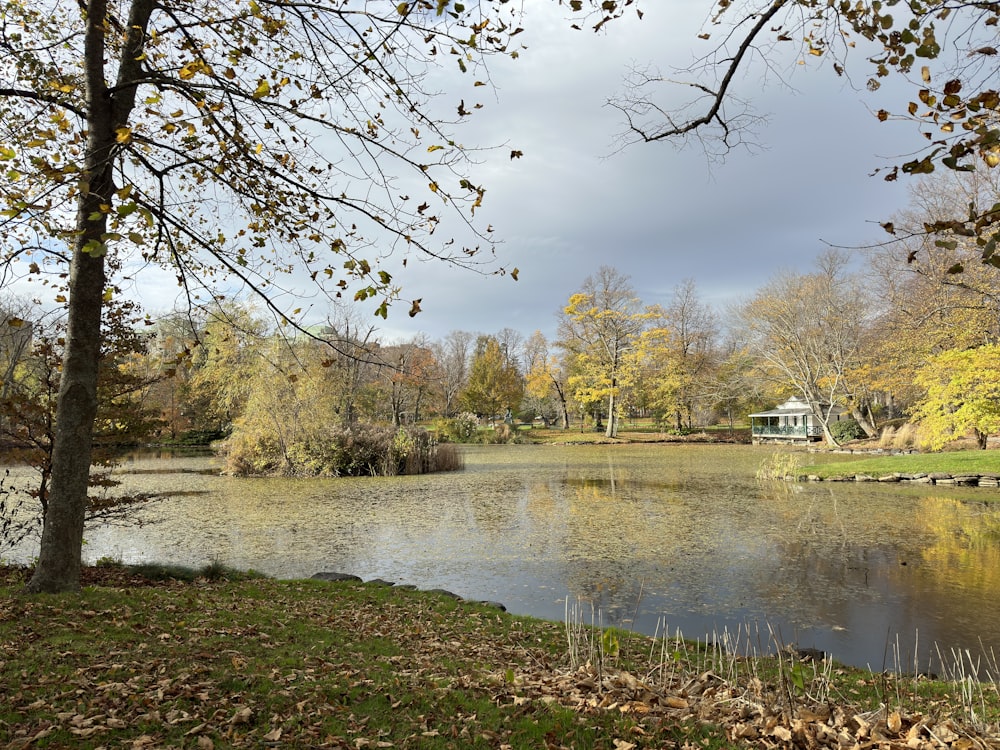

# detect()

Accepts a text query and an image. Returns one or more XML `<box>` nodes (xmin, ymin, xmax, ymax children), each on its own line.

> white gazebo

<box><xmin>749</xmin><ymin>396</ymin><xmax>848</xmax><ymax>443</ymax></box>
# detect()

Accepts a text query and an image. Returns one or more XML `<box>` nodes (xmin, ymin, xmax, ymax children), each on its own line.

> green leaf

<box><xmin>81</xmin><ymin>239</ymin><xmax>107</xmax><ymax>257</ymax></box>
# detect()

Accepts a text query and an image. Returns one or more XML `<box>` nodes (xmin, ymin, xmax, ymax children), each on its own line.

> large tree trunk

<box><xmin>850</xmin><ymin>404</ymin><xmax>877</xmax><ymax>438</ymax></box>
<box><xmin>25</xmin><ymin>0</ymin><xmax>152</xmax><ymax>593</ymax></box>
<box><xmin>24</xmin><ymin>238</ymin><xmax>106</xmax><ymax>594</ymax></box>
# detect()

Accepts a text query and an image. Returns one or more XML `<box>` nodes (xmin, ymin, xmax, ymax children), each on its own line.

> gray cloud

<box><xmin>377</xmin><ymin>3</ymin><xmax>913</xmax><ymax>342</ymax></box>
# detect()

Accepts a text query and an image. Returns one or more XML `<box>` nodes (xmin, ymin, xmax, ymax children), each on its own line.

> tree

<box><xmin>523</xmin><ymin>330</ymin><xmax>570</xmax><ymax>429</ymax></box>
<box><xmin>461</xmin><ymin>335</ymin><xmax>523</xmax><ymax>422</ymax></box>
<box><xmin>373</xmin><ymin>337</ymin><xmax>437</xmax><ymax>427</ymax></box>
<box><xmin>613</xmin><ymin>0</ymin><xmax>1000</xmax><ymax>269</ymax></box>
<box><xmin>2</xmin><ymin>0</ymin><xmax>531</xmax><ymax>591</ymax></box>
<box><xmin>705</xmin><ymin>343</ymin><xmax>771</xmax><ymax>433</ymax></box>
<box><xmin>734</xmin><ymin>251</ymin><xmax>873</xmax><ymax>446</ymax></box>
<box><xmin>313</xmin><ymin>310</ymin><xmax>379</xmax><ymax>429</ymax></box>
<box><xmin>640</xmin><ymin>280</ymin><xmax>719</xmax><ymax>430</ymax></box>
<box><xmin>183</xmin><ymin>306</ymin><xmax>269</xmax><ymax>436</ymax></box>
<box><xmin>0</xmin><ymin>297</ymin><xmax>162</xmax><ymax>547</ymax></box>
<box><xmin>913</xmin><ymin>345</ymin><xmax>1000</xmax><ymax>450</ymax></box>
<box><xmin>558</xmin><ymin>267</ymin><xmax>649</xmax><ymax>438</ymax></box>
<box><xmin>432</xmin><ymin>330</ymin><xmax>476</xmax><ymax>418</ymax></box>
<box><xmin>0</xmin><ymin>297</ymin><xmax>35</xmax><ymax>437</ymax></box>
<box><xmin>860</xmin><ymin>171</ymin><xmax>1000</xmax><ymax>419</ymax></box>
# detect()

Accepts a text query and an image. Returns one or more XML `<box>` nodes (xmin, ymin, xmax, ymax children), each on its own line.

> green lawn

<box><xmin>800</xmin><ymin>449</ymin><xmax>1000</xmax><ymax>479</ymax></box>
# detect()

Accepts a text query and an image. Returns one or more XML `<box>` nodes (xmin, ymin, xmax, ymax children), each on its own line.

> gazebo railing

<box><xmin>751</xmin><ymin>424</ymin><xmax>809</xmax><ymax>437</ymax></box>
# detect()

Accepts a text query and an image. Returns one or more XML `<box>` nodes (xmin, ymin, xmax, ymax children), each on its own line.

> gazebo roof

<box><xmin>749</xmin><ymin>396</ymin><xmax>822</xmax><ymax>418</ymax></box>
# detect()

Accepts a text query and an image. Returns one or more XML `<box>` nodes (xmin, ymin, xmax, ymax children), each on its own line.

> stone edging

<box><xmin>794</xmin><ymin>472</ymin><xmax>1000</xmax><ymax>488</ymax></box>
<box><xmin>309</xmin><ymin>571</ymin><xmax>507</xmax><ymax>611</ymax></box>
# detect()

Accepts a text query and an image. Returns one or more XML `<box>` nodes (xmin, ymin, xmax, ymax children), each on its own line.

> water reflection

<box><xmin>4</xmin><ymin>443</ymin><xmax>999</xmax><ymax>671</ymax></box>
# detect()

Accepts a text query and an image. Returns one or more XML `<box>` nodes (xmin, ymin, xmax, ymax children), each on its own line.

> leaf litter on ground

<box><xmin>1</xmin><ymin>564</ymin><xmax>999</xmax><ymax>749</ymax></box>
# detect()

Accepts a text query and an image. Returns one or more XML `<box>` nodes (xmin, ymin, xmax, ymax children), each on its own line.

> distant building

<box><xmin>749</xmin><ymin>396</ymin><xmax>848</xmax><ymax>443</ymax></box>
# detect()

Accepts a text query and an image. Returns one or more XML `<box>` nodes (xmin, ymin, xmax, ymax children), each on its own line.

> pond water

<box><xmin>5</xmin><ymin>443</ymin><xmax>1000</xmax><ymax>673</ymax></box>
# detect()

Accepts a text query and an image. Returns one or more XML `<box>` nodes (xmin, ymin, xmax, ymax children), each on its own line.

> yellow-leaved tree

<box><xmin>912</xmin><ymin>345</ymin><xmax>1000</xmax><ymax>450</ymax></box>
<box><xmin>558</xmin><ymin>267</ymin><xmax>651</xmax><ymax>438</ymax></box>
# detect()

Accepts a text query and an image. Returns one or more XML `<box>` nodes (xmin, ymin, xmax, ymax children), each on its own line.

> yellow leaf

<box><xmin>253</xmin><ymin>79</ymin><xmax>271</xmax><ymax>98</ymax></box>
<box><xmin>427</xmin><ymin>145</ymin><xmax>444</xmax><ymax>152</ymax></box>
<box><xmin>115</xmin><ymin>127</ymin><xmax>132</xmax><ymax>144</ymax></box>
<box><xmin>428</xmin><ymin>182</ymin><xmax>438</xmax><ymax>193</ymax></box>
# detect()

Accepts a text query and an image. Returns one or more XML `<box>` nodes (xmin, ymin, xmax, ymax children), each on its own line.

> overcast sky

<box><xmin>363</xmin><ymin>1</ymin><xmax>916</xmax><ymax>343</ymax></box>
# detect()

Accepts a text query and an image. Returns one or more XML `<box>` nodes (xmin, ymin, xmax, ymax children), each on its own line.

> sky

<box><xmin>7</xmin><ymin>2</ymin><xmax>920</xmax><ymax>344</ymax></box>
<box><xmin>364</xmin><ymin>1</ymin><xmax>916</xmax><ymax>343</ymax></box>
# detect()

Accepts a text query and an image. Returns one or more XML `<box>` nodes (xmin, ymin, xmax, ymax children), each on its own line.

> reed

<box><xmin>564</xmin><ymin>596</ymin><xmax>1000</xmax><ymax>742</ymax></box>
<box><xmin>755</xmin><ymin>450</ymin><xmax>802</xmax><ymax>481</ymax></box>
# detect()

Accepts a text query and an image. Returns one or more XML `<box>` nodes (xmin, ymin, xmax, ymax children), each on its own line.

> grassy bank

<box><xmin>2</xmin><ymin>564</ymin><xmax>999</xmax><ymax>749</ymax></box>
<box><xmin>799</xmin><ymin>449</ymin><xmax>1000</xmax><ymax>482</ymax></box>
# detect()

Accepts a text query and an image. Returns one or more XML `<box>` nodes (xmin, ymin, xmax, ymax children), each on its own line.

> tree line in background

<box><xmin>3</xmin><ymin>169</ymin><xmax>999</xmax><ymax>476</ymax></box>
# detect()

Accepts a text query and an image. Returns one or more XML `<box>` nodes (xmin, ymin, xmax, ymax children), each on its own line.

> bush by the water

<box><xmin>223</xmin><ymin>424</ymin><xmax>461</xmax><ymax>477</ymax></box>
<box><xmin>830</xmin><ymin>418</ymin><xmax>866</xmax><ymax>443</ymax></box>
<box><xmin>432</xmin><ymin>412</ymin><xmax>519</xmax><ymax>444</ymax></box>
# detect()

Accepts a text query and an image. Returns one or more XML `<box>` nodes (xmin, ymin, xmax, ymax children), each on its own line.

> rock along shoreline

<box><xmin>791</xmin><ymin>471</ymin><xmax>1000</xmax><ymax>488</ymax></box>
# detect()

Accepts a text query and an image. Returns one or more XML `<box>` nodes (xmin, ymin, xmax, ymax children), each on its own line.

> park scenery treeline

<box><xmin>6</xmin><ymin>202</ymin><xmax>1000</xmax><ymax>485</ymax></box>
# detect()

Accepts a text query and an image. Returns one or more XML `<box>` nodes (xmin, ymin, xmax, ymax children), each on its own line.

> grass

<box><xmin>2</xmin><ymin>564</ymin><xmax>999</xmax><ymax>749</ymax></box>
<box><xmin>799</xmin><ymin>449</ymin><xmax>1000</xmax><ymax>481</ymax></box>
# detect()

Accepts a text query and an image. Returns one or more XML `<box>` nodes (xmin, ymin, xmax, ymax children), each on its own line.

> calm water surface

<box><xmin>6</xmin><ymin>443</ymin><xmax>1000</xmax><ymax>672</ymax></box>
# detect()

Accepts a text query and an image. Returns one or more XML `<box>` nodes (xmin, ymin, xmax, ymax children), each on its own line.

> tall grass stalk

<box><xmin>755</xmin><ymin>451</ymin><xmax>802</xmax><ymax>481</ymax></box>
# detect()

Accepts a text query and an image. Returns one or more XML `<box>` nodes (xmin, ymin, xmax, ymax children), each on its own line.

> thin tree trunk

<box><xmin>605</xmin><ymin>387</ymin><xmax>617</xmax><ymax>438</ymax></box>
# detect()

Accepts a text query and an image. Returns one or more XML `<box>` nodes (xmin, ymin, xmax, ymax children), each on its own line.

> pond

<box><xmin>4</xmin><ymin>443</ymin><xmax>1000</xmax><ymax>674</ymax></box>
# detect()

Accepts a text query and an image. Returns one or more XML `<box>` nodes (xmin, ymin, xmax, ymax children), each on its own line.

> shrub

<box><xmin>224</xmin><ymin>423</ymin><xmax>460</xmax><ymax>477</ymax></box>
<box><xmin>830</xmin><ymin>419</ymin><xmax>866</xmax><ymax>443</ymax></box>
<box><xmin>432</xmin><ymin>412</ymin><xmax>480</xmax><ymax>443</ymax></box>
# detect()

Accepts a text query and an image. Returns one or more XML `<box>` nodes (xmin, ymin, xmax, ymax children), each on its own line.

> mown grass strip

<box><xmin>800</xmin><ymin>450</ymin><xmax>1000</xmax><ymax>482</ymax></box>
